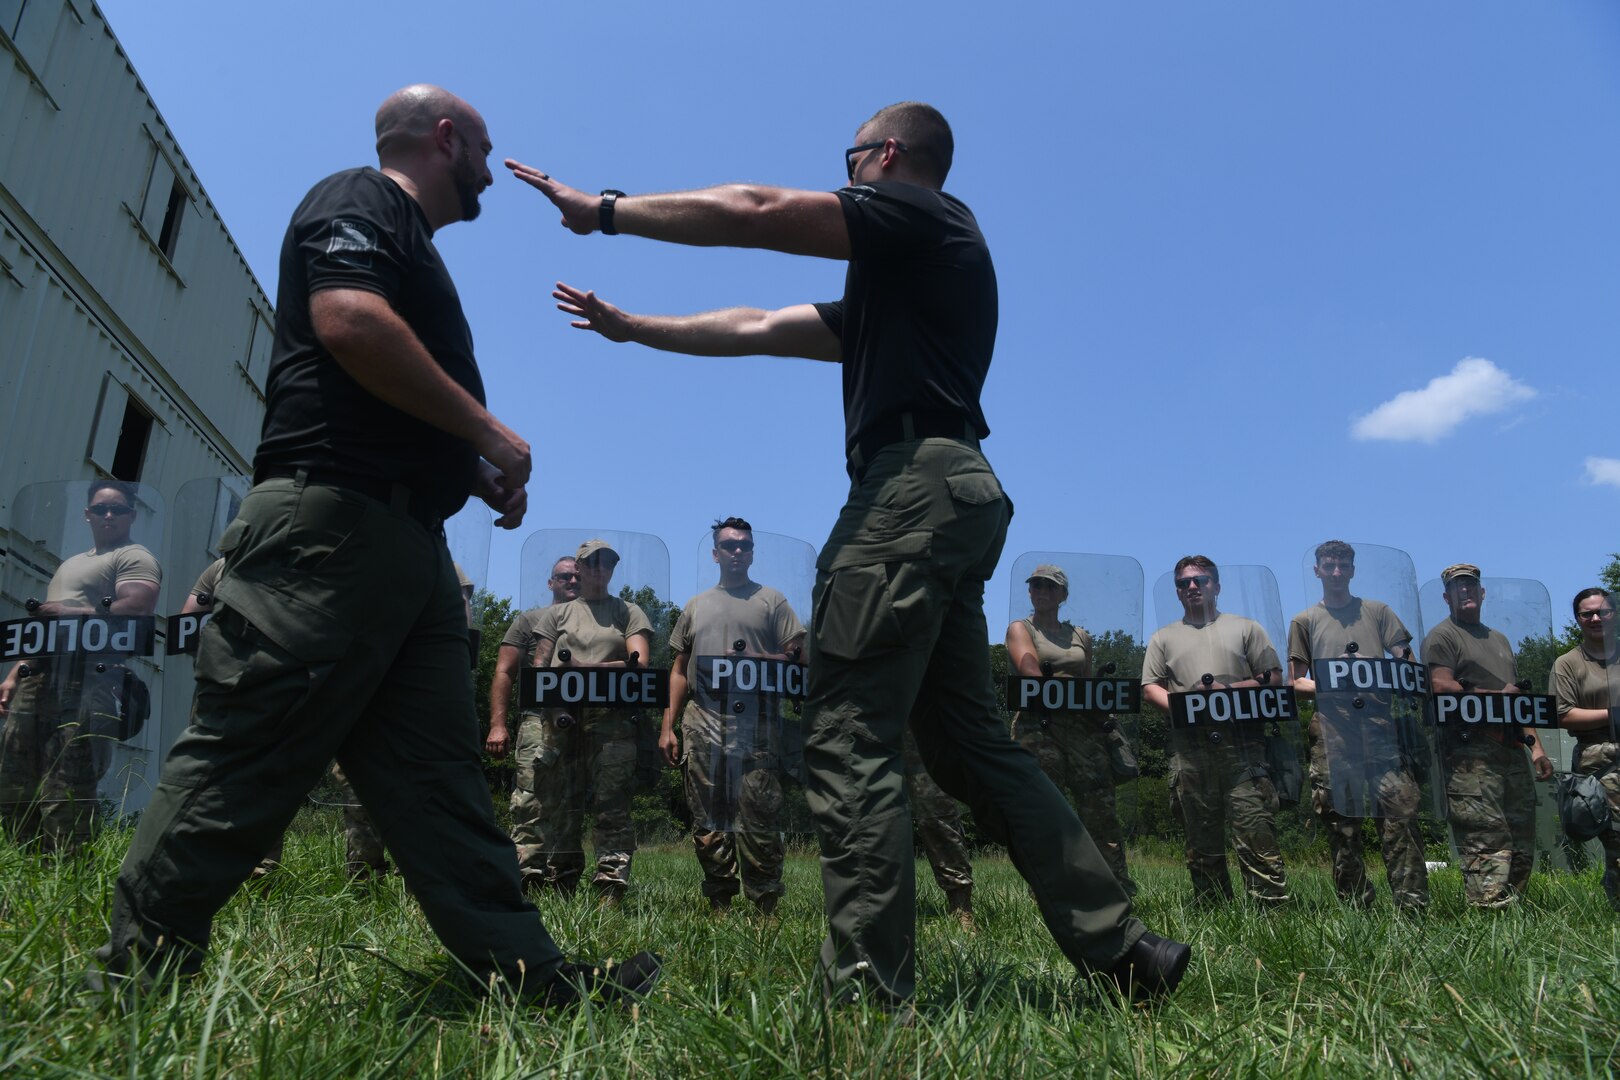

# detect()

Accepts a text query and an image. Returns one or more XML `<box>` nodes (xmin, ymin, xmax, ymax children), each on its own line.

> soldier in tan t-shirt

<box><xmin>1141</xmin><ymin>555</ymin><xmax>1288</xmax><ymax>905</ymax></box>
<box><xmin>664</xmin><ymin>518</ymin><xmax>805</xmax><ymax>915</ymax></box>
<box><xmin>1422</xmin><ymin>563</ymin><xmax>1552</xmax><ymax>908</ymax></box>
<box><xmin>1286</xmin><ymin>540</ymin><xmax>1427</xmax><ymax>911</ymax></box>
<box><xmin>1551</xmin><ymin>587</ymin><xmax>1620</xmax><ymax>910</ymax></box>
<box><xmin>0</xmin><ymin>479</ymin><xmax>161</xmax><ymax>853</ymax></box>
<box><xmin>525</xmin><ymin>540</ymin><xmax>652</xmax><ymax>901</ymax></box>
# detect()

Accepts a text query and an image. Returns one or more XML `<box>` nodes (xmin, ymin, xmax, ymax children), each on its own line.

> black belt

<box><xmin>254</xmin><ymin>465</ymin><xmax>443</xmax><ymax>532</ymax></box>
<box><xmin>846</xmin><ymin>409</ymin><xmax>979</xmax><ymax>481</ymax></box>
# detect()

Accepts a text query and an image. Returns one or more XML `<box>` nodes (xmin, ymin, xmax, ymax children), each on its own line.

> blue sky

<box><xmin>102</xmin><ymin>0</ymin><xmax>1620</xmax><ymax>639</ymax></box>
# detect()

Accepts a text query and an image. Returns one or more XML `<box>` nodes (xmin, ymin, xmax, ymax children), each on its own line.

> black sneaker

<box><xmin>538</xmin><ymin>951</ymin><xmax>662</xmax><ymax>1007</ymax></box>
<box><xmin>1108</xmin><ymin>932</ymin><xmax>1191</xmax><ymax>1001</ymax></box>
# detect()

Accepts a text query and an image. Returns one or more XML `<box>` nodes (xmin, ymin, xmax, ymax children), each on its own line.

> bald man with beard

<box><xmin>90</xmin><ymin>86</ymin><xmax>658</xmax><ymax>1005</ymax></box>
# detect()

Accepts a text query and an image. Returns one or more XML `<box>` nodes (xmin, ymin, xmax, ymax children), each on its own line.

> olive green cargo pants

<box><xmin>95</xmin><ymin>476</ymin><xmax>563</xmax><ymax>988</ymax></box>
<box><xmin>803</xmin><ymin>439</ymin><xmax>1142</xmax><ymax>1004</ymax></box>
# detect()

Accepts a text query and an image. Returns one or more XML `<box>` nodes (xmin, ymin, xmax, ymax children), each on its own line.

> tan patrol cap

<box><xmin>1440</xmin><ymin>563</ymin><xmax>1482</xmax><ymax>585</ymax></box>
<box><xmin>577</xmin><ymin>538</ymin><xmax>619</xmax><ymax>563</ymax></box>
<box><xmin>1026</xmin><ymin>564</ymin><xmax>1069</xmax><ymax>588</ymax></box>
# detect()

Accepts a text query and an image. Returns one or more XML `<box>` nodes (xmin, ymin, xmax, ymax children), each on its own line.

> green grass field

<box><xmin>2</xmin><ymin>808</ymin><xmax>1617</xmax><ymax>1078</ymax></box>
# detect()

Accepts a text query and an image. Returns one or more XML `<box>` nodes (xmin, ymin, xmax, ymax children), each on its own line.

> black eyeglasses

<box><xmin>717</xmin><ymin>540</ymin><xmax>754</xmax><ymax>553</ymax></box>
<box><xmin>1175</xmin><ymin>575</ymin><xmax>1213</xmax><ymax>591</ymax></box>
<box><xmin>580</xmin><ymin>555</ymin><xmax>618</xmax><ymax>570</ymax></box>
<box><xmin>844</xmin><ymin>140</ymin><xmax>908</xmax><ymax>181</ymax></box>
<box><xmin>1577</xmin><ymin>609</ymin><xmax>1615</xmax><ymax>621</ymax></box>
<box><xmin>551</xmin><ymin>572</ymin><xmax>580</xmax><ymax>583</ymax></box>
<box><xmin>87</xmin><ymin>503</ymin><xmax>135</xmax><ymax>517</ymax></box>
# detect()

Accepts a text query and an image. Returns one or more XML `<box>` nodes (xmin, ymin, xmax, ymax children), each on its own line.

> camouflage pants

<box><xmin>1573</xmin><ymin>741</ymin><xmax>1620</xmax><ymax>912</ymax></box>
<box><xmin>257</xmin><ymin>762</ymin><xmax>386</xmax><ymax>875</ymax></box>
<box><xmin>683</xmin><ymin>711</ymin><xmax>785</xmax><ymax>902</ymax></box>
<box><xmin>1012</xmin><ymin>713</ymin><xmax>1133</xmax><ymax>896</ymax></box>
<box><xmin>1442</xmin><ymin>738</ymin><xmax>1536</xmax><ymax>908</ymax></box>
<box><xmin>0</xmin><ymin>670</ymin><xmax>118</xmax><ymax>853</ymax></box>
<box><xmin>1172</xmin><ymin>740</ymin><xmax>1288</xmax><ymax>903</ymax></box>
<box><xmin>901</xmin><ymin>728</ymin><xmax>973</xmax><ymax>893</ymax></box>
<box><xmin>1308</xmin><ymin>737</ymin><xmax>1429</xmax><ymax>909</ymax></box>
<box><xmin>510</xmin><ymin>709</ymin><xmax>636</xmax><ymax>891</ymax></box>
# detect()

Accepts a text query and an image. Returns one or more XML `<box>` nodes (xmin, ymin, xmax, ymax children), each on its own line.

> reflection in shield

<box><xmin>509</xmin><ymin>528</ymin><xmax>671</xmax><ymax>897</ymax></box>
<box><xmin>1419</xmin><ymin>575</ymin><xmax>1557</xmax><ymax>901</ymax></box>
<box><xmin>1149</xmin><ymin>563</ymin><xmax>1295</xmax><ymax>903</ymax></box>
<box><xmin>1005</xmin><ymin>551</ymin><xmax>1144</xmax><ymax>897</ymax></box>
<box><xmin>2</xmin><ymin>479</ymin><xmax>165</xmax><ymax>847</ymax></box>
<box><xmin>1294</xmin><ymin>541</ymin><xmax>1440</xmax><ymax>909</ymax></box>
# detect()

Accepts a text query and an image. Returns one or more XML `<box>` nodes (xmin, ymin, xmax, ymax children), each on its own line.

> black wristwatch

<box><xmin>599</xmin><ymin>190</ymin><xmax>626</xmax><ymax>235</ymax></box>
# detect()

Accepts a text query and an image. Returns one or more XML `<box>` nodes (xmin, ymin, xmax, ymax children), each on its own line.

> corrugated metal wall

<box><xmin>0</xmin><ymin>1</ymin><xmax>272</xmax><ymax>809</ymax></box>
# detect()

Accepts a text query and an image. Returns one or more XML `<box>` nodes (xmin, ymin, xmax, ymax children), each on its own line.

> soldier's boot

<box><xmin>1106</xmin><ymin>931</ymin><xmax>1192</xmax><ymax>1002</ymax></box>
<box><xmin>708</xmin><ymin>893</ymin><xmax>733</xmax><ymax>913</ymax></box>
<box><xmin>753</xmin><ymin>893</ymin><xmax>779</xmax><ymax>918</ymax></box>
<box><xmin>595</xmin><ymin>881</ymin><xmax>627</xmax><ymax>908</ymax></box>
<box><xmin>945</xmin><ymin>886</ymin><xmax>975</xmax><ymax>932</ymax></box>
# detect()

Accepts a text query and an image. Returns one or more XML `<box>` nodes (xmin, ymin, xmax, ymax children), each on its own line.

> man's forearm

<box><xmin>615</xmin><ymin>186</ymin><xmax>847</xmax><ymax>258</ymax></box>
<box><xmin>622</xmin><ymin>308</ymin><xmax>815</xmax><ymax>358</ymax></box>
<box><xmin>490</xmin><ymin>668</ymin><xmax>514</xmax><ymax>728</ymax></box>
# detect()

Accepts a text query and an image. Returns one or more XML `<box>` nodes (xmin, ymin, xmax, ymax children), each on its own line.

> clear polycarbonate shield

<box><xmin>445</xmin><ymin>501</ymin><xmax>492</xmax><ymax>661</ymax></box>
<box><xmin>683</xmin><ymin>529</ymin><xmax>816</xmax><ymax>833</ymax></box>
<box><xmin>1419</xmin><ymin>576</ymin><xmax>1559</xmax><ymax>867</ymax></box>
<box><xmin>1006</xmin><ymin>551</ymin><xmax>1144</xmax><ymax>838</ymax></box>
<box><xmin>514</xmin><ymin>529</ymin><xmax>671</xmax><ymax>842</ymax></box>
<box><xmin>1151</xmin><ymin>564</ymin><xmax>1303</xmax><ymax>805</ymax></box>
<box><xmin>1</xmin><ymin>479</ymin><xmax>165</xmax><ymax>823</ymax></box>
<box><xmin>1297</xmin><ymin>543</ymin><xmax>1441</xmax><ymax>820</ymax></box>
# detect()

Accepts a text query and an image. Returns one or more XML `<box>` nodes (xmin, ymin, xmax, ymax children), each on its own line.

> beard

<box><xmin>453</xmin><ymin>140</ymin><xmax>483</xmax><ymax>221</ymax></box>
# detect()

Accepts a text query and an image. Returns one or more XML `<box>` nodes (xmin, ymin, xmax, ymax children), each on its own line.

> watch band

<box><xmin>599</xmin><ymin>189</ymin><xmax>626</xmax><ymax>235</ymax></box>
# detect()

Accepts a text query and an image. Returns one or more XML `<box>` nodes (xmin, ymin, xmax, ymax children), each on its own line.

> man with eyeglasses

<box><xmin>524</xmin><ymin>540</ymin><xmax>652</xmax><ymax>902</ymax></box>
<box><xmin>1550</xmin><ymin>588</ymin><xmax>1620</xmax><ymax>909</ymax></box>
<box><xmin>504</xmin><ymin>100</ymin><xmax>1188</xmax><ymax>1003</ymax></box>
<box><xmin>490</xmin><ymin>555</ymin><xmax>581</xmax><ymax>891</ymax></box>
<box><xmin>663</xmin><ymin>517</ymin><xmax>805</xmax><ymax>915</ymax></box>
<box><xmin>1422</xmin><ymin>563</ymin><xmax>1553</xmax><ymax>908</ymax></box>
<box><xmin>1142</xmin><ymin>555</ymin><xmax>1290</xmax><ymax>905</ymax></box>
<box><xmin>1286</xmin><ymin>540</ymin><xmax>1428</xmax><ymax>911</ymax></box>
<box><xmin>1</xmin><ymin>479</ymin><xmax>161</xmax><ymax>852</ymax></box>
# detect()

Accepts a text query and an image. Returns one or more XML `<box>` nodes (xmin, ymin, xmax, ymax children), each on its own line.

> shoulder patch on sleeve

<box><xmin>327</xmin><ymin>218</ymin><xmax>377</xmax><ymax>266</ymax></box>
<box><xmin>843</xmin><ymin>185</ymin><xmax>877</xmax><ymax>203</ymax></box>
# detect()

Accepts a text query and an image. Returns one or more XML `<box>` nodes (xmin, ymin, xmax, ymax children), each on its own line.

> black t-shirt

<box><xmin>813</xmin><ymin>181</ymin><xmax>996</xmax><ymax>457</ymax></box>
<box><xmin>255</xmin><ymin>167</ymin><xmax>484</xmax><ymax>519</ymax></box>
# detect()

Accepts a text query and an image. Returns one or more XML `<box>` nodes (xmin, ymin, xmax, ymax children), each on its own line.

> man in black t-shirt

<box><xmin>92</xmin><ymin>85</ymin><xmax>657</xmax><ymax>1005</ymax></box>
<box><xmin>505</xmin><ymin>101</ymin><xmax>1189</xmax><ymax>1005</ymax></box>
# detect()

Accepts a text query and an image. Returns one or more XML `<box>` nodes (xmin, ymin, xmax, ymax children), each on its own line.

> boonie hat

<box><xmin>577</xmin><ymin>538</ymin><xmax>619</xmax><ymax>563</ymax></box>
<box><xmin>1441</xmin><ymin>563</ymin><xmax>1482</xmax><ymax>585</ymax></box>
<box><xmin>1026</xmin><ymin>564</ymin><xmax>1068</xmax><ymax>589</ymax></box>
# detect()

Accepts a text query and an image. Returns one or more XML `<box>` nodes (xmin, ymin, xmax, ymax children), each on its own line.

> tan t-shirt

<box><xmin>1142</xmin><ymin>612</ymin><xmax>1280</xmax><ymax>693</ymax></box>
<box><xmin>1016</xmin><ymin>618</ymin><xmax>1092</xmax><ymax>678</ymax></box>
<box><xmin>1550</xmin><ymin>644</ymin><xmax>1620</xmax><ymax>720</ymax></box>
<box><xmin>1421</xmin><ymin>617</ymin><xmax>1515</xmax><ymax>691</ymax></box>
<box><xmin>670</xmin><ymin>582</ymin><xmax>805</xmax><ymax>661</ymax></box>
<box><xmin>532</xmin><ymin>595</ymin><xmax>652</xmax><ymax>666</ymax></box>
<box><xmin>501</xmin><ymin>606</ymin><xmax>548</xmax><ymax>665</ymax></box>
<box><xmin>1287</xmin><ymin>597</ymin><xmax>1411</xmax><ymax>665</ymax></box>
<box><xmin>45</xmin><ymin>542</ymin><xmax>162</xmax><ymax>611</ymax></box>
<box><xmin>190</xmin><ymin>558</ymin><xmax>225</xmax><ymax>603</ymax></box>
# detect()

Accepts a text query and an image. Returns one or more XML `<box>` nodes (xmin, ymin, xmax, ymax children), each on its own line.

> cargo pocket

<box><xmin>284</xmin><ymin>483</ymin><xmax>372</xmax><ymax>573</ymax></box>
<box><xmin>813</xmin><ymin>563</ymin><xmax>906</xmax><ymax>660</ymax></box>
<box><xmin>944</xmin><ymin>471</ymin><xmax>1003</xmax><ymax>507</ymax></box>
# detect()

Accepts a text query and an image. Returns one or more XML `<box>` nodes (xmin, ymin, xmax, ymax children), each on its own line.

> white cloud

<box><xmin>1585</xmin><ymin>457</ymin><xmax>1620</xmax><ymax>489</ymax></box>
<box><xmin>1350</xmin><ymin>357</ymin><xmax>1536</xmax><ymax>444</ymax></box>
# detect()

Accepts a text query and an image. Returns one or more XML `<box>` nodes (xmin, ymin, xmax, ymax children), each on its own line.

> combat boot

<box><xmin>536</xmin><ymin>951</ymin><xmax>663</xmax><ymax>1008</ymax></box>
<box><xmin>1106</xmin><ymin>931</ymin><xmax>1191</xmax><ymax>1001</ymax></box>
<box><xmin>945</xmin><ymin>886</ymin><xmax>974</xmax><ymax>932</ymax></box>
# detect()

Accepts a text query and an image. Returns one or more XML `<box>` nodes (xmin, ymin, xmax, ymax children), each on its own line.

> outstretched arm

<box><xmin>554</xmin><ymin>283</ymin><xmax>840</xmax><ymax>362</ymax></box>
<box><xmin>506</xmin><ymin>164</ymin><xmax>850</xmax><ymax>260</ymax></box>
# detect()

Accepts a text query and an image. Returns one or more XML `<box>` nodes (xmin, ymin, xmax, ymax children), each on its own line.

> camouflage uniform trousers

<box><xmin>1171</xmin><ymin>737</ymin><xmax>1288</xmax><ymax>904</ymax></box>
<box><xmin>683</xmin><ymin>709</ymin><xmax>785</xmax><ymax>904</ymax></box>
<box><xmin>1307</xmin><ymin>729</ymin><xmax>1429</xmax><ymax>910</ymax></box>
<box><xmin>0</xmin><ymin>667</ymin><xmax>121</xmax><ymax>853</ymax></box>
<box><xmin>256</xmin><ymin>762</ymin><xmax>386</xmax><ymax>876</ymax></box>
<box><xmin>1572</xmin><ymin>740</ymin><xmax>1620</xmax><ymax>912</ymax></box>
<box><xmin>511</xmin><ymin>707</ymin><xmax>637</xmax><ymax>892</ymax></box>
<box><xmin>1011</xmin><ymin>713</ymin><xmax>1134</xmax><ymax>897</ymax></box>
<box><xmin>1442</xmin><ymin>737</ymin><xmax>1536</xmax><ymax>908</ymax></box>
<box><xmin>900</xmin><ymin>727</ymin><xmax>973</xmax><ymax>899</ymax></box>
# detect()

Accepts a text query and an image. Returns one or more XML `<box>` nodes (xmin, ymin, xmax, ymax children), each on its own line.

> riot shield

<box><xmin>1</xmin><ymin>478</ymin><xmax>165</xmax><ymax>839</ymax></box>
<box><xmin>1419</xmin><ymin>575</ymin><xmax>1559</xmax><ymax>887</ymax></box>
<box><xmin>681</xmin><ymin>529</ymin><xmax>815</xmax><ymax>835</ymax></box>
<box><xmin>1296</xmin><ymin>543</ymin><xmax>1442</xmax><ymax>821</ymax></box>
<box><xmin>445</xmin><ymin>502</ymin><xmax>492</xmax><ymax>666</ymax></box>
<box><xmin>511</xmin><ymin>529</ymin><xmax>670</xmax><ymax>877</ymax></box>
<box><xmin>1151</xmin><ymin>564</ymin><xmax>1302</xmax><ymax>794</ymax></box>
<box><xmin>1004</xmin><ymin>551</ymin><xmax>1144</xmax><ymax>881</ymax></box>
